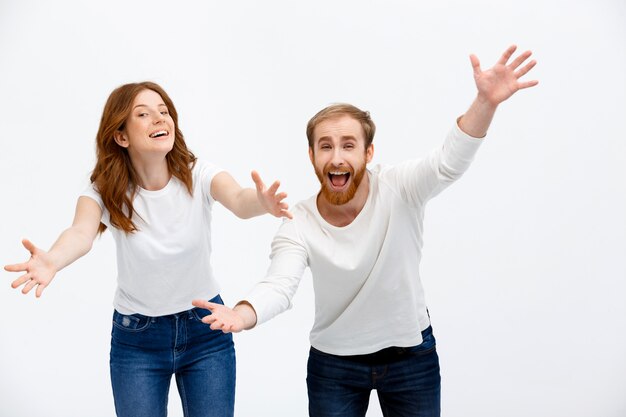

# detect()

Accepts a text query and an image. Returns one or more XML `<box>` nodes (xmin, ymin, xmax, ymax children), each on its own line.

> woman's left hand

<box><xmin>252</xmin><ymin>170</ymin><xmax>293</xmax><ymax>219</ymax></box>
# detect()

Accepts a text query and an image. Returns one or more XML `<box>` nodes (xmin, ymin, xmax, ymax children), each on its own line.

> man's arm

<box><xmin>193</xmin><ymin>219</ymin><xmax>308</xmax><ymax>333</ymax></box>
<box><xmin>458</xmin><ymin>45</ymin><xmax>538</xmax><ymax>138</ymax></box>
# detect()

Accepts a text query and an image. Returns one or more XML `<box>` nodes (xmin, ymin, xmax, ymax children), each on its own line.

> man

<box><xmin>193</xmin><ymin>45</ymin><xmax>538</xmax><ymax>416</ymax></box>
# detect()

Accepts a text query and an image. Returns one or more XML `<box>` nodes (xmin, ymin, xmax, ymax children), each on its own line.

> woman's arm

<box><xmin>4</xmin><ymin>196</ymin><xmax>103</xmax><ymax>297</ymax></box>
<box><xmin>210</xmin><ymin>170</ymin><xmax>292</xmax><ymax>219</ymax></box>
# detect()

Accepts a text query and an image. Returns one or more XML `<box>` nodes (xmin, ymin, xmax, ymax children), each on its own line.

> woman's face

<box><xmin>115</xmin><ymin>89</ymin><xmax>176</xmax><ymax>159</ymax></box>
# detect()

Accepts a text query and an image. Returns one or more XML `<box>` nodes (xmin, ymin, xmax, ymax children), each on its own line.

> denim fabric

<box><xmin>307</xmin><ymin>326</ymin><xmax>440</xmax><ymax>417</ymax></box>
<box><xmin>110</xmin><ymin>294</ymin><xmax>235</xmax><ymax>417</ymax></box>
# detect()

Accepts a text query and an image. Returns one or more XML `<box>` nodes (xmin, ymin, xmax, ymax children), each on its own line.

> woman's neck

<box><xmin>130</xmin><ymin>155</ymin><xmax>171</xmax><ymax>191</ymax></box>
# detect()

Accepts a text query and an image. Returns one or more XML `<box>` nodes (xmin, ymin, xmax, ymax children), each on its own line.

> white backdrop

<box><xmin>1</xmin><ymin>1</ymin><xmax>625</xmax><ymax>416</ymax></box>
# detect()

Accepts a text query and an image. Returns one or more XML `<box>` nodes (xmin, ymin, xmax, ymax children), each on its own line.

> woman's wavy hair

<box><xmin>90</xmin><ymin>81</ymin><xmax>196</xmax><ymax>234</ymax></box>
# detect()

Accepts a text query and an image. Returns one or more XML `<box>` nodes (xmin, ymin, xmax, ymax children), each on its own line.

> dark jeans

<box><xmin>110</xmin><ymin>295</ymin><xmax>236</xmax><ymax>417</ymax></box>
<box><xmin>307</xmin><ymin>326</ymin><xmax>440</xmax><ymax>417</ymax></box>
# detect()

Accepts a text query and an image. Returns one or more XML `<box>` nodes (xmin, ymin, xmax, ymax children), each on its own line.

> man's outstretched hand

<box><xmin>471</xmin><ymin>44</ymin><xmax>538</xmax><ymax>107</ymax></box>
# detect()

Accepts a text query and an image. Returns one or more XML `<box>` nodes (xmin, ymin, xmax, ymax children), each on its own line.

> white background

<box><xmin>1</xmin><ymin>1</ymin><xmax>625</xmax><ymax>416</ymax></box>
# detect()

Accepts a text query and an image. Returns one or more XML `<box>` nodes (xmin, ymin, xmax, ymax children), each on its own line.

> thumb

<box><xmin>469</xmin><ymin>54</ymin><xmax>481</xmax><ymax>78</ymax></box>
<box><xmin>251</xmin><ymin>170</ymin><xmax>265</xmax><ymax>192</ymax></box>
<box><xmin>22</xmin><ymin>238</ymin><xmax>37</xmax><ymax>255</ymax></box>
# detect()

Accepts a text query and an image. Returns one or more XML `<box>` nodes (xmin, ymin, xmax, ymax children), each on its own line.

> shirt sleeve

<box><xmin>243</xmin><ymin>218</ymin><xmax>309</xmax><ymax>326</ymax></box>
<box><xmin>195</xmin><ymin>160</ymin><xmax>225</xmax><ymax>205</ymax></box>
<box><xmin>79</xmin><ymin>184</ymin><xmax>108</xmax><ymax>226</ymax></box>
<box><xmin>382</xmin><ymin>120</ymin><xmax>484</xmax><ymax>207</ymax></box>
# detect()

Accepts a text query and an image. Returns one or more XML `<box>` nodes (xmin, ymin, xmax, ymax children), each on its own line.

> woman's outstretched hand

<box><xmin>5</xmin><ymin>239</ymin><xmax>57</xmax><ymax>298</ymax></box>
<box><xmin>252</xmin><ymin>170</ymin><xmax>293</xmax><ymax>220</ymax></box>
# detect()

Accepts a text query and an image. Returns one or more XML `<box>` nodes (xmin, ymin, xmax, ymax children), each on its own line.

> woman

<box><xmin>4</xmin><ymin>81</ymin><xmax>291</xmax><ymax>417</ymax></box>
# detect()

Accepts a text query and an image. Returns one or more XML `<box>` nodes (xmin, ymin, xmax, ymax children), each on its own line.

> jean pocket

<box><xmin>406</xmin><ymin>329</ymin><xmax>437</xmax><ymax>356</ymax></box>
<box><xmin>190</xmin><ymin>294</ymin><xmax>224</xmax><ymax>321</ymax></box>
<box><xmin>112</xmin><ymin>310</ymin><xmax>152</xmax><ymax>332</ymax></box>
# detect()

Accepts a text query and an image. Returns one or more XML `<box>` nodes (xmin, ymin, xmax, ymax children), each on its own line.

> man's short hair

<box><xmin>306</xmin><ymin>103</ymin><xmax>376</xmax><ymax>149</ymax></box>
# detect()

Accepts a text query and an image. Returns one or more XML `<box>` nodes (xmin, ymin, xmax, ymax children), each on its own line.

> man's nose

<box><xmin>330</xmin><ymin>149</ymin><xmax>345</xmax><ymax>166</ymax></box>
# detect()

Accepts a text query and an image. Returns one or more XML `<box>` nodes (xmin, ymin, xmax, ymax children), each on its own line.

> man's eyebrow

<box><xmin>317</xmin><ymin>135</ymin><xmax>357</xmax><ymax>142</ymax></box>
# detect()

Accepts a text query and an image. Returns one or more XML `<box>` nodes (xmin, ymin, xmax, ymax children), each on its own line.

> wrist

<box><xmin>475</xmin><ymin>93</ymin><xmax>499</xmax><ymax>111</ymax></box>
<box><xmin>234</xmin><ymin>300</ymin><xmax>258</xmax><ymax>329</ymax></box>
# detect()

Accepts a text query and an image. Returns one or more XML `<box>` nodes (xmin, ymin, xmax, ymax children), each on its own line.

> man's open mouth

<box><xmin>328</xmin><ymin>171</ymin><xmax>350</xmax><ymax>188</ymax></box>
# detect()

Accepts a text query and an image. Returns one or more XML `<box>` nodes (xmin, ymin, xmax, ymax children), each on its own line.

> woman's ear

<box><xmin>114</xmin><ymin>130</ymin><xmax>129</xmax><ymax>148</ymax></box>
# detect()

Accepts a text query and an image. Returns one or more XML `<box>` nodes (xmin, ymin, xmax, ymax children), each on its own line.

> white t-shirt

<box><xmin>82</xmin><ymin>160</ymin><xmax>224</xmax><ymax>316</ymax></box>
<box><xmin>245</xmin><ymin>123</ymin><xmax>483</xmax><ymax>355</ymax></box>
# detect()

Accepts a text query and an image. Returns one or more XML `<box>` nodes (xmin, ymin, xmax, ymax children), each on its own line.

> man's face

<box><xmin>309</xmin><ymin>115</ymin><xmax>373</xmax><ymax>205</ymax></box>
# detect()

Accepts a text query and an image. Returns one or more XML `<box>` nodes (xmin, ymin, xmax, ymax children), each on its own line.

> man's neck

<box><xmin>316</xmin><ymin>173</ymin><xmax>370</xmax><ymax>227</ymax></box>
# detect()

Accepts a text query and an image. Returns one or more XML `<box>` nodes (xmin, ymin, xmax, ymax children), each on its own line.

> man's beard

<box><xmin>315</xmin><ymin>163</ymin><xmax>367</xmax><ymax>206</ymax></box>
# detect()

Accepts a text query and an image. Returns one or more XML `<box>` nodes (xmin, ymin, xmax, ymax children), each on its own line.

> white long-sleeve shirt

<box><xmin>245</xmin><ymin>122</ymin><xmax>483</xmax><ymax>355</ymax></box>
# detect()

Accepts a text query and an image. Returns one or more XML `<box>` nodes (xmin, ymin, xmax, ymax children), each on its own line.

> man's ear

<box><xmin>114</xmin><ymin>130</ymin><xmax>129</xmax><ymax>148</ymax></box>
<box><xmin>308</xmin><ymin>147</ymin><xmax>314</xmax><ymax>164</ymax></box>
<box><xmin>366</xmin><ymin>143</ymin><xmax>374</xmax><ymax>163</ymax></box>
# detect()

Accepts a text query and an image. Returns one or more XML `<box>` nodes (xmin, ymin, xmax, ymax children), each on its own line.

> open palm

<box><xmin>5</xmin><ymin>239</ymin><xmax>57</xmax><ymax>297</ymax></box>
<box><xmin>472</xmin><ymin>45</ymin><xmax>538</xmax><ymax>106</ymax></box>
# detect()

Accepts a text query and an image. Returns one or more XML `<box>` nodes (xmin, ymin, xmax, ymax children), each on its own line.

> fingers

<box><xmin>251</xmin><ymin>170</ymin><xmax>265</xmax><ymax>192</ymax></box>
<box><xmin>251</xmin><ymin>170</ymin><xmax>291</xmax><ymax>218</ymax></box>
<box><xmin>515</xmin><ymin>59</ymin><xmax>537</xmax><ymax>79</ymax></box>
<box><xmin>21</xmin><ymin>238</ymin><xmax>37</xmax><ymax>254</ymax></box>
<box><xmin>11</xmin><ymin>273</ymin><xmax>45</xmax><ymax>297</ymax></box>
<box><xmin>194</xmin><ymin>303</ymin><xmax>243</xmax><ymax>333</ymax></box>
<box><xmin>22</xmin><ymin>278</ymin><xmax>38</xmax><ymax>295</ymax></box>
<box><xmin>200</xmin><ymin>312</ymin><xmax>234</xmax><ymax>333</ymax></box>
<box><xmin>191</xmin><ymin>299</ymin><xmax>219</xmax><ymax>310</ymax></box>
<box><xmin>469</xmin><ymin>54</ymin><xmax>481</xmax><ymax>77</ymax></box>
<box><xmin>266</xmin><ymin>180</ymin><xmax>281</xmax><ymax>196</ymax></box>
<box><xmin>195</xmin><ymin>302</ymin><xmax>231</xmax><ymax>331</ymax></box>
<box><xmin>212</xmin><ymin>322</ymin><xmax>233</xmax><ymax>333</ymax></box>
<box><xmin>5</xmin><ymin>238</ymin><xmax>37</xmax><ymax>272</ymax></box>
<box><xmin>11</xmin><ymin>273</ymin><xmax>32</xmax><ymax>289</ymax></box>
<box><xmin>4</xmin><ymin>262</ymin><xmax>28</xmax><ymax>272</ymax></box>
<box><xmin>518</xmin><ymin>79</ymin><xmax>539</xmax><ymax>90</ymax></box>
<box><xmin>35</xmin><ymin>282</ymin><xmax>47</xmax><ymax>298</ymax></box>
<box><xmin>252</xmin><ymin>170</ymin><xmax>283</xmax><ymax>197</ymax></box>
<box><xmin>497</xmin><ymin>44</ymin><xmax>517</xmax><ymax>65</ymax></box>
<box><xmin>509</xmin><ymin>50</ymin><xmax>533</xmax><ymax>70</ymax></box>
<box><xmin>278</xmin><ymin>200</ymin><xmax>293</xmax><ymax>219</ymax></box>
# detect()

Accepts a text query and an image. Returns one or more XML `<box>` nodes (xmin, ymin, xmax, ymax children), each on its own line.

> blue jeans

<box><xmin>307</xmin><ymin>326</ymin><xmax>441</xmax><ymax>417</ymax></box>
<box><xmin>110</xmin><ymin>295</ymin><xmax>235</xmax><ymax>417</ymax></box>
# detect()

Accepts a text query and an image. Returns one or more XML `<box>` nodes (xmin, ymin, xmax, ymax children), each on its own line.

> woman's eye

<box><xmin>161</xmin><ymin>111</ymin><xmax>169</xmax><ymax>115</ymax></box>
